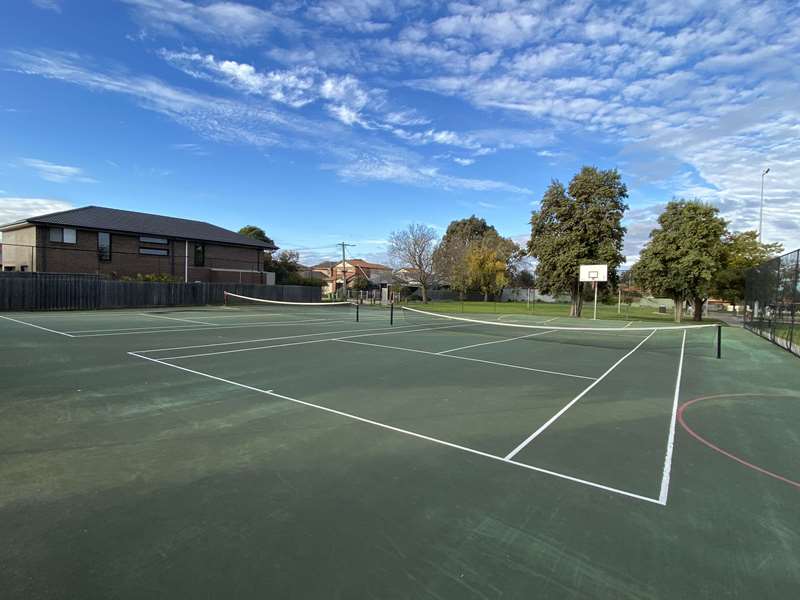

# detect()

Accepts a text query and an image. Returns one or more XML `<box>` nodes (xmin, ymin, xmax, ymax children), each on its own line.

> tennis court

<box><xmin>2</xmin><ymin>296</ymin><xmax>798</xmax><ymax>598</ymax></box>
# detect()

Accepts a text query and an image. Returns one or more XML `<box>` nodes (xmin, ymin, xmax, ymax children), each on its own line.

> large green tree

<box><xmin>465</xmin><ymin>231</ymin><xmax>520</xmax><ymax>301</ymax></box>
<box><xmin>528</xmin><ymin>166</ymin><xmax>628</xmax><ymax>317</ymax></box>
<box><xmin>713</xmin><ymin>231</ymin><xmax>783</xmax><ymax>311</ymax></box>
<box><xmin>433</xmin><ymin>216</ymin><xmax>520</xmax><ymax>300</ymax></box>
<box><xmin>633</xmin><ymin>200</ymin><xmax>727</xmax><ymax>321</ymax></box>
<box><xmin>433</xmin><ymin>216</ymin><xmax>497</xmax><ymax>297</ymax></box>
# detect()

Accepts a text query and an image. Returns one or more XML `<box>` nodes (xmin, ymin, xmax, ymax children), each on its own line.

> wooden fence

<box><xmin>0</xmin><ymin>272</ymin><xmax>320</xmax><ymax>311</ymax></box>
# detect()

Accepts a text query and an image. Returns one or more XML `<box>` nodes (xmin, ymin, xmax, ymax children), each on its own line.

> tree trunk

<box><xmin>421</xmin><ymin>285</ymin><xmax>428</xmax><ymax>304</ymax></box>
<box><xmin>483</xmin><ymin>291</ymin><xmax>489</xmax><ymax>302</ymax></box>
<box><xmin>569</xmin><ymin>282</ymin><xmax>583</xmax><ymax>317</ymax></box>
<box><xmin>673</xmin><ymin>297</ymin><xmax>683</xmax><ymax>322</ymax></box>
<box><xmin>692</xmin><ymin>297</ymin><xmax>704</xmax><ymax>321</ymax></box>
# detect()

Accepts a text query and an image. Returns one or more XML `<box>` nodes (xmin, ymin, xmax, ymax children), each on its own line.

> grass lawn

<box><xmin>402</xmin><ymin>299</ymin><xmax>724</xmax><ymax>324</ymax></box>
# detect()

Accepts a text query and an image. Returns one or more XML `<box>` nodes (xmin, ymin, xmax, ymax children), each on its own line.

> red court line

<box><xmin>678</xmin><ymin>393</ymin><xmax>800</xmax><ymax>490</ymax></box>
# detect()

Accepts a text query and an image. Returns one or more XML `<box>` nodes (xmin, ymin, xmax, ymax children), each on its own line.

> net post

<box><xmin>223</xmin><ymin>291</ymin><xmax>227</xmax><ymax>307</ymax></box>
<box><xmin>356</xmin><ymin>302</ymin><xmax>359</xmax><ymax>323</ymax></box>
<box><xmin>716</xmin><ymin>324</ymin><xmax>722</xmax><ymax>359</ymax></box>
<box><xmin>390</xmin><ymin>301</ymin><xmax>394</xmax><ymax>326</ymax></box>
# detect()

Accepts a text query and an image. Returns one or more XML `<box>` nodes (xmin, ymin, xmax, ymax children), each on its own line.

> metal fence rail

<box><xmin>0</xmin><ymin>272</ymin><xmax>320</xmax><ymax>311</ymax></box>
<box><xmin>744</xmin><ymin>248</ymin><xmax>800</xmax><ymax>357</ymax></box>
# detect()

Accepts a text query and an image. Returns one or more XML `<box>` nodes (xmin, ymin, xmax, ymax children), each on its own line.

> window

<box><xmin>98</xmin><ymin>232</ymin><xmax>111</xmax><ymax>261</ymax></box>
<box><xmin>140</xmin><ymin>236</ymin><xmax>168</xmax><ymax>245</ymax></box>
<box><xmin>49</xmin><ymin>227</ymin><xmax>76</xmax><ymax>244</ymax></box>
<box><xmin>139</xmin><ymin>248</ymin><xmax>169</xmax><ymax>256</ymax></box>
<box><xmin>20</xmin><ymin>265</ymin><xmax>28</xmax><ymax>272</ymax></box>
<box><xmin>194</xmin><ymin>242</ymin><xmax>205</xmax><ymax>267</ymax></box>
<box><xmin>4</xmin><ymin>266</ymin><xmax>15</xmax><ymax>271</ymax></box>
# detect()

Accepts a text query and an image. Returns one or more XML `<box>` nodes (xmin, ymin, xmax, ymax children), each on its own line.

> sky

<box><xmin>1</xmin><ymin>0</ymin><xmax>798</xmax><ymax>267</ymax></box>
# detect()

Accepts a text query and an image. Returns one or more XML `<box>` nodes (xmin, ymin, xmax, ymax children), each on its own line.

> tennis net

<box><xmin>397</xmin><ymin>306</ymin><xmax>723</xmax><ymax>358</ymax></box>
<box><xmin>224</xmin><ymin>291</ymin><xmax>358</xmax><ymax>321</ymax></box>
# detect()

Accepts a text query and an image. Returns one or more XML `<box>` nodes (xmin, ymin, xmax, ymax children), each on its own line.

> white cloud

<box><xmin>19</xmin><ymin>158</ymin><xmax>97</xmax><ymax>183</ymax></box>
<box><xmin>120</xmin><ymin>0</ymin><xmax>288</xmax><ymax>45</ymax></box>
<box><xmin>0</xmin><ymin>197</ymin><xmax>73</xmax><ymax>227</ymax></box>
<box><xmin>337</xmin><ymin>157</ymin><xmax>530</xmax><ymax>194</ymax></box>
<box><xmin>453</xmin><ymin>157</ymin><xmax>474</xmax><ymax>166</ymax></box>
<box><xmin>31</xmin><ymin>0</ymin><xmax>61</xmax><ymax>12</ymax></box>
<box><xmin>161</xmin><ymin>51</ymin><xmax>321</xmax><ymax>107</ymax></box>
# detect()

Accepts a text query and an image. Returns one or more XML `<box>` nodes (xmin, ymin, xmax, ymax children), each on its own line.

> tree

<box><xmin>713</xmin><ymin>231</ymin><xmax>783</xmax><ymax>312</ymax></box>
<box><xmin>528</xmin><ymin>166</ymin><xmax>628</xmax><ymax>317</ymax></box>
<box><xmin>433</xmin><ymin>216</ymin><xmax>497</xmax><ymax>298</ymax></box>
<box><xmin>633</xmin><ymin>200</ymin><xmax>727</xmax><ymax>322</ymax></box>
<box><xmin>351</xmin><ymin>273</ymin><xmax>370</xmax><ymax>291</ymax></box>
<box><xmin>263</xmin><ymin>250</ymin><xmax>322</xmax><ymax>287</ymax></box>
<box><xmin>238</xmin><ymin>225</ymin><xmax>275</xmax><ymax>246</ymax></box>
<box><xmin>388</xmin><ymin>224</ymin><xmax>438</xmax><ymax>303</ymax></box>
<box><xmin>467</xmin><ymin>241</ymin><xmax>509</xmax><ymax>301</ymax></box>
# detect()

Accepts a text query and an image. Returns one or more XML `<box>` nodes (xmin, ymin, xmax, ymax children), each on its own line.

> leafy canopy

<box><xmin>713</xmin><ymin>231</ymin><xmax>783</xmax><ymax>305</ymax></box>
<box><xmin>238</xmin><ymin>225</ymin><xmax>275</xmax><ymax>246</ymax></box>
<box><xmin>633</xmin><ymin>200</ymin><xmax>727</xmax><ymax>314</ymax></box>
<box><xmin>528</xmin><ymin>166</ymin><xmax>628</xmax><ymax>315</ymax></box>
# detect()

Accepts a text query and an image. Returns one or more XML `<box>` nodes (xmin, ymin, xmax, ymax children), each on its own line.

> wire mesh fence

<box><xmin>744</xmin><ymin>248</ymin><xmax>800</xmax><ymax>356</ymax></box>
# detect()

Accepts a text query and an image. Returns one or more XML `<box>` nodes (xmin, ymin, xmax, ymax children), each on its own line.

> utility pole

<box><xmin>338</xmin><ymin>242</ymin><xmax>355</xmax><ymax>300</ymax></box>
<box><xmin>759</xmin><ymin>167</ymin><xmax>770</xmax><ymax>242</ymax></box>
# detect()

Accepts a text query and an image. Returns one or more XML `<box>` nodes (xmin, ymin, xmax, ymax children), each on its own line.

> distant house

<box><xmin>0</xmin><ymin>205</ymin><xmax>277</xmax><ymax>283</ymax></box>
<box><xmin>311</xmin><ymin>258</ymin><xmax>392</xmax><ymax>296</ymax></box>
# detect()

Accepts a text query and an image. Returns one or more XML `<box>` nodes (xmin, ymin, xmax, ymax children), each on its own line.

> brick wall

<box><xmin>3</xmin><ymin>225</ymin><xmax>268</xmax><ymax>282</ymax></box>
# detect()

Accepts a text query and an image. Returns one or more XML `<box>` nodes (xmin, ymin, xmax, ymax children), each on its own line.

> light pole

<box><xmin>759</xmin><ymin>167</ymin><xmax>770</xmax><ymax>242</ymax></box>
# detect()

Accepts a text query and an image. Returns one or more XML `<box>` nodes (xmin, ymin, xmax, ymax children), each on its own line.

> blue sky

<box><xmin>1</xmin><ymin>0</ymin><xmax>798</xmax><ymax>266</ymax></box>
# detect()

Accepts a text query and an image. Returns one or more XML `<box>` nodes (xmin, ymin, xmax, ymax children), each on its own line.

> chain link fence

<box><xmin>744</xmin><ymin>248</ymin><xmax>800</xmax><ymax>356</ymax></box>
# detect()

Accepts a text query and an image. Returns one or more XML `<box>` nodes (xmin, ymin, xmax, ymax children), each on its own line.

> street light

<box><xmin>759</xmin><ymin>167</ymin><xmax>770</xmax><ymax>242</ymax></box>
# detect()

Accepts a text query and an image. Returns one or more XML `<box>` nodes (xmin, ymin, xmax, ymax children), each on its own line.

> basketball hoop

<box><xmin>579</xmin><ymin>264</ymin><xmax>608</xmax><ymax>320</ymax></box>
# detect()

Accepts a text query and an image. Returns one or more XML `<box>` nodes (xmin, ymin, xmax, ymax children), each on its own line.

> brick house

<box><xmin>311</xmin><ymin>258</ymin><xmax>392</xmax><ymax>296</ymax></box>
<box><xmin>0</xmin><ymin>206</ymin><xmax>277</xmax><ymax>283</ymax></box>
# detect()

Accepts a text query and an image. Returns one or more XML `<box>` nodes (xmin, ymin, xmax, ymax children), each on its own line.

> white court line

<box><xmin>337</xmin><ymin>338</ymin><xmax>596</xmax><ymax>381</ymax></box>
<box><xmin>0</xmin><ymin>315</ymin><xmax>75</xmax><ymax>338</ymax></box>
<box><xmin>127</xmin><ymin>351</ymin><xmax>661</xmax><ymax>505</ymax></box>
<box><xmin>438</xmin><ymin>329</ymin><xmax>556</xmax><ymax>354</ymax></box>
<box><xmin>542</xmin><ymin>317</ymin><xmax>559</xmax><ymax>323</ymax></box>
<box><xmin>141</xmin><ymin>313</ymin><xmax>217</xmax><ymax>326</ymax></box>
<box><xmin>504</xmin><ymin>329</ymin><xmax>658</xmax><ymax>461</ymax></box>
<box><xmin>624</xmin><ymin>322</ymin><xmax>633</xmax><ymax>328</ymax></box>
<box><xmin>658</xmin><ymin>329</ymin><xmax>687</xmax><ymax>505</ymax></box>
<box><xmin>158</xmin><ymin>323</ymin><xmax>475</xmax><ymax>361</ymax></box>
<box><xmin>132</xmin><ymin>322</ymin><xmax>433</xmax><ymax>354</ymax></box>
<box><xmin>68</xmin><ymin>318</ymin><xmax>353</xmax><ymax>337</ymax></box>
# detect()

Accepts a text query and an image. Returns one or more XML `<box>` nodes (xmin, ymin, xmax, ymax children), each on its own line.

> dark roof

<box><xmin>0</xmin><ymin>205</ymin><xmax>277</xmax><ymax>250</ymax></box>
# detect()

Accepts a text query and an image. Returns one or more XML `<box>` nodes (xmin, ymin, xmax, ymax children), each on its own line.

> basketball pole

<box><xmin>593</xmin><ymin>280</ymin><xmax>598</xmax><ymax>320</ymax></box>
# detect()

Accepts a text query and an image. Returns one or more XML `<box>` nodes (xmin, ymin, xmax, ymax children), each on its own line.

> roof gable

<box><xmin>1</xmin><ymin>205</ymin><xmax>277</xmax><ymax>249</ymax></box>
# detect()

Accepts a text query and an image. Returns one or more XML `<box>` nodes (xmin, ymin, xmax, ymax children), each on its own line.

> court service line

<box><xmin>132</xmin><ymin>322</ymin><xmax>439</xmax><ymax>354</ymax></box>
<box><xmin>68</xmin><ymin>318</ymin><xmax>352</xmax><ymax>337</ymax></box>
<box><xmin>126</xmin><ymin>351</ymin><xmax>661</xmax><ymax>505</ymax></box>
<box><xmin>336</xmin><ymin>339</ymin><xmax>596</xmax><ymax>381</ymax></box>
<box><xmin>157</xmin><ymin>323</ymin><xmax>477</xmax><ymax>360</ymax></box>
<box><xmin>438</xmin><ymin>329</ymin><xmax>557</xmax><ymax>354</ymax></box>
<box><xmin>657</xmin><ymin>329</ymin><xmax>687</xmax><ymax>505</ymax></box>
<box><xmin>141</xmin><ymin>313</ymin><xmax>217</xmax><ymax>326</ymax></box>
<box><xmin>504</xmin><ymin>329</ymin><xmax>658</xmax><ymax>461</ymax></box>
<box><xmin>0</xmin><ymin>315</ymin><xmax>75</xmax><ymax>338</ymax></box>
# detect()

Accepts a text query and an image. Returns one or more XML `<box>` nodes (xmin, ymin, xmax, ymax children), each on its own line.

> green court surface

<box><xmin>1</xmin><ymin>304</ymin><xmax>798</xmax><ymax>599</ymax></box>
